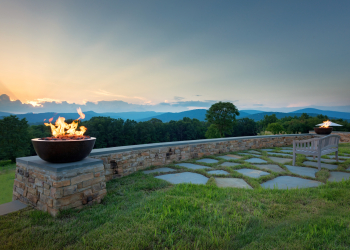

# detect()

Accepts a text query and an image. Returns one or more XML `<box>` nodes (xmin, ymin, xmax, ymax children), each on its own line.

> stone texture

<box><xmin>269</xmin><ymin>157</ymin><xmax>292</xmax><ymax>164</ymax></box>
<box><xmin>328</xmin><ymin>172</ymin><xmax>350</xmax><ymax>182</ymax></box>
<box><xmin>207</xmin><ymin>170</ymin><xmax>230</xmax><ymax>175</ymax></box>
<box><xmin>234</xmin><ymin>168</ymin><xmax>270</xmax><ymax>178</ymax></box>
<box><xmin>328</xmin><ymin>155</ymin><xmax>350</xmax><ymax>159</ymax></box>
<box><xmin>285</xmin><ymin>165</ymin><xmax>318</xmax><ymax>178</ymax></box>
<box><xmin>261</xmin><ymin>149</ymin><xmax>274</xmax><ymax>151</ymax></box>
<box><xmin>215</xmin><ymin>178</ymin><xmax>252</xmax><ymax>189</ymax></box>
<box><xmin>247</xmin><ymin>150</ymin><xmax>261</xmax><ymax>154</ymax></box>
<box><xmin>245</xmin><ymin>158</ymin><xmax>268</xmax><ymax>164</ymax></box>
<box><xmin>143</xmin><ymin>168</ymin><xmax>176</xmax><ymax>174</ymax></box>
<box><xmin>155</xmin><ymin>172</ymin><xmax>209</xmax><ymax>185</ymax></box>
<box><xmin>268</xmin><ymin>152</ymin><xmax>292</xmax><ymax>157</ymax></box>
<box><xmin>303</xmin><ymin>161</ymin><xmax>338</xmax><ymax>170</ymax></box>
<box><xmin>226</xmin><ymin>154</ymin><xmax>242</xmax><ymax>159</ymax></box>
<box><xmin>238</xmin><ymin>153</ymin><xmax>261</xmax><ymax>157</ymax></box>
<box><xmin>196</xmin><ymin>158</ymin><xmax>219</xmax><ymax>164</ymax></box>
<box><xmin>252</xmin><ymin>164</ymin><xmax>285</xmax><ymax>173</ymax></box>
<box><xmin>261</xmin><ymin>176</ymin><xmax>324</xmax><ymax>189</ymax></box>
<box><xmin>217</xmin><ymin>155</ymin><xmax>241</xmax><ymax>160</ymax></box>
<box><xmin>305</xmin><ymin>157</ymin><xmax>344</xmax><ymax>163</ymax></box>
<box><xmin>220</xmin><ymin>162</ymin><xmax>240</xmax><ymax>167</ymax></box>
<box><xmin>280</xmin><ymin>149</ymin><xmax>293</xmax><ymax>153</ymax></box>
<box><xmin>176</xmin><ymin>163</ymin><xmax>212</xmax><ymax>170</ymax></box>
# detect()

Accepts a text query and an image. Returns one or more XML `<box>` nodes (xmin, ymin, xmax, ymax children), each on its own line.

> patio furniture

<box><xmin>292</xmin><ymin>135</ymin><xmax>340</xmax><ymax>170</ymax></box>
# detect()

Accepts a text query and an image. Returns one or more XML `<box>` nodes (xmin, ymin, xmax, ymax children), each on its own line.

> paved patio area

<box><xmin>143</xmin><ymin>146</ymin><xmax>350</xmax><ymax>190</ymax></box>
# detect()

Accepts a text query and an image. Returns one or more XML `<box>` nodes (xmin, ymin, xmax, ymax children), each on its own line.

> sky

<box><xmin>0</xmin><ymin>0</ymin><xmax>350</xmax><ymax>114</ymax></box>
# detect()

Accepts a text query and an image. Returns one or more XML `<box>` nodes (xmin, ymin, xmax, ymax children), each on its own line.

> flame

<box><xmin>44</xmin><ymin>108</ymin><xmax>87</xmax><ymax>137</ymax></box>
<box><xmin>320</xmin><ymin>120</ymin><xmax>331</xmax><ymax>128</ymax></box>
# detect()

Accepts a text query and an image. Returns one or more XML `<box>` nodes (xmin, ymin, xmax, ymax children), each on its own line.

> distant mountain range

<box><xmin>0</xmin><ymin>108</ymin><xmax>349</xmax><ymax>124</ymax></box>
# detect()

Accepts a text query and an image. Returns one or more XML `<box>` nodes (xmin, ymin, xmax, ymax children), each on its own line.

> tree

<box><xmin>0</xmin><ymin>115</ymin><xmax>31</xmax><ymax>162</ymax></box>
<box><xmin>266</xmin><ymin>123</ymin><xmax>285</xmax><ymax>134</ymax></box>
<box><xmin>205</xmin><ymin>124</ymin><xmax>221</xmax><ymax>138</ymax></box>
<box><xmin>205</xmin><ymin>102</ymin><xmax>240</xmax><ymax>137</ymax></box>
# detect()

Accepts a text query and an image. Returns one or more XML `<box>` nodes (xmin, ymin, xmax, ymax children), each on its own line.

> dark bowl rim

<box><xmin>32</xmin><ymin>137</ymin><xmax>96</xmax><ymax>142</ymax></box>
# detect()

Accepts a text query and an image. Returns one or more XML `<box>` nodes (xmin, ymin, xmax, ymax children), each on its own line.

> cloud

<box><xmin>174</xmin><ymin>96</ymin><xmax>184</xmax><ymax>101</ymax></box>
<box><xmin>253</xmin><ymin>104</ymin><xmax>264</xmax><ymax>106</ymax></box>
<box><xmin>0</xmin><ymin>94</ymin><xmax>218</xmax><ymax>113</ymax></box>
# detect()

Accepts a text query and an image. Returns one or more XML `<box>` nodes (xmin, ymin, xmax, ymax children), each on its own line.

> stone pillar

<box><xmin>13</xmin><ymin>157</ymin><xmax>107</xmax><ymax>216</ymax></box>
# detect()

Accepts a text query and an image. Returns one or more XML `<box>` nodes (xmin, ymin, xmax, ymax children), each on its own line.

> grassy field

<box><xmin>0</xmin><ymin>164</ymin><xmax>16</xmax><ymax>205</ymax></box>
<box><xmin>0</xmin><ymin>144</ymin><xmax>349</xmax><ymax>249</ymax></box>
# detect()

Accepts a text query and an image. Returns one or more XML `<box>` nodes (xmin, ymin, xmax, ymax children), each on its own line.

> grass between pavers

<box><xmin>0</xmin><ymin>164</ymin><xmax>16</xmax><ymax>205</ymax></box>
<box><xmin>1</xmin><ymin>171</ymin><xmax>350</xmax><ymax>249</ymax></box>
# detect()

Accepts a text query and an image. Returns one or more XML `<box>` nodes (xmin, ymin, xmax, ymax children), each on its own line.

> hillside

<box><xmin>292</xmin><ymin>108</ymin><xmax>350</xmax><ymax>120</ymax></box>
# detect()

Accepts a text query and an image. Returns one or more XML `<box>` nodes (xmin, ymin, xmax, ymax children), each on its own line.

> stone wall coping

<box><xmin>16</xmin><ymin>156</ymin><xmax>103</xmax><ymax>172</ymax></box>
<box><xmin>89</xmin><ymin>133</ymin><xmax>311</xmax><ymax>156</ymax></box>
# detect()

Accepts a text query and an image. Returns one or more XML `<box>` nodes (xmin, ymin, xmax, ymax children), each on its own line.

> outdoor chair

<box><xmin>292</xmin><ymin>135</ymin><xmax>340</xmax><ymax>170</ymax></box>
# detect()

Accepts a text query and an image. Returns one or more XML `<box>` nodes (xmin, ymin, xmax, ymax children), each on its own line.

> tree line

<box><xmin>1</xmin><ymin>102</ymin><xmax>349</xmax><ymax>162</ymax></box>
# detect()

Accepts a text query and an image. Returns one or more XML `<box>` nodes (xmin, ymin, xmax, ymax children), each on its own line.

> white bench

<box><xmin>292</xmin><ymin>135</ymin><xmax>340</xmax><ymax>170</ymax></box>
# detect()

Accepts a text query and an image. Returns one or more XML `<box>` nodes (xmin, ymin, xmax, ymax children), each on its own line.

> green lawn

<box><xmin>0</xmin><ymin>144</ymin><xmax>350</xmax><ymax>249</ymax></box>
<box><xmin>0</xmin><ymin>164</ymin><xmax>16</xmax><ymax>205</ymax></box>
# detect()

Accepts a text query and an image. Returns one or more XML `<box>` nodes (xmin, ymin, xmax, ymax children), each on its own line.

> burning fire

<box><xmin>44</xmin><ymin>108</ymin><xmax>87</xmax><ymax>139</ymax></box>
<box><xmin>320</xmin><ymin>120</ymin><xmax>331</xmax><ymax>128</ymax></box>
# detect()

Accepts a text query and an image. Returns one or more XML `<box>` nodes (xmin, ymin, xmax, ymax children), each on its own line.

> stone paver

<box><xmin>196</xmin><ymin>158</ymin><xmax>219</xmax><ymax>164</ymax></box>
<box><xmin>143</xmin><ymin>167</ymin><xmax>176</xmax><ymax>174</ymax></box>
<box><xmin>348</xmin><ymin>167</ymin><xmax>350</xmax><ymax>171</ymax></box>
<box><xmin>285</xmin><ymin>165</ymin><xmax>318</xmax><ymax>178</ymax></box>
<box><xmin>208</xmin><ymin>170</ymin><xmax>230</xmax><ymax>175</ymax></box>
<box><xmin>247</xmin><ymin>150</ymin><xmax>261</xmax><ymax>154</ymax></box>
<box><xmin>226</xmin><ymin>154</ymin><xmax>242</xmax><ymax>159</ymax></box>
<box><xmin>328</xmin><ymin>172</ymin><xmax>350</xmax><ymax>182</ymax></box>
<box><xmin>253</xmin><ymin>164</ymin><xmax>285</xmax><ymax>173</ymax></box>
<box><xmin>220</xmin><ymin>162</ymin><xmax>240</xmax><ymax>167</ymax></box>
<box><xmin>261</xmin><ymin>149</ymin><xmax>274</xmax><ymax>151</ymax></box>
<box><xmin>218</xmin><ymin>155</ymin><xmax>240</xmax><ymax>161</ymax></box>
<box><xmin>305</xmin><ymin>157</ymin><xmax>344</xmax><ymax>163</ymax></box>
<box><xmin>280</xmin><ymin>147</ymin><xmax>292</xmax><ymax>149</ymax></box>
<box><xmin>215</xmin><ymin>178</ymin><xmax>252</xmax><ymax>189</ymax></box>
<box><xmin>303</xmin><ymin>161</ymin><xmax>338</xmax><ymax>170</ymax></box>
<box><xmin>156</xmin><ymin>172</ymin><xmax>208</xmax><ymax>184</ymax></box>
<box><xmin>245</xmin><ymin>158</ymin><xmax>268</xmax><ymax>164</ymax></box>
<box><xmin>176</xmin><ymin>163</ymin><xmax>212</xmax><ymax>170</ymax></box>
<box><xmin>328</xmin><ymin>155</ymin><xmax>350</xmax><ymax>159</ymax></box>
<box><xmin>238</xmin><ymin>153</ymin><xmax>261</xmax><ymax>157</ymax></box>
<box><xmin>234</xmin><ymin>168</ymin><xmax>270</xmax><ymax>178</ymax></box>
<box><xmin>269</xmin><ymin>157</ymin><xmax>292</xmax><ymax>164</ymax></box>
<box><xmin>261</xmin><ymin>176</ymin><xmax>324</xmax><ymax>189</ymax></box>
<box><xmin>280</xmin><ymin>150</ymin><xmax>293</xmax><ymax>153</ymax></box>
<box><xmin>0</xmin><ymin>200</ymin><xmax>27</xmax><ymax>216</ymax></box>
<box><xmin>268</xmin><ymin>152</ymin><xmax>292</xmax><ymax>157</ymax></box>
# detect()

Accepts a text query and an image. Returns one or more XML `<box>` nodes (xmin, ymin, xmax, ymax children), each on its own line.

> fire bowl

<box><xmin>31</xmin><ymin>137</ymin><xmax>96</xmax><ymax>163</ymax></box>
<box><xmin>314</xmin><ymin>127</ymin><xmax>333</xmax><ymax>135</ymax></box>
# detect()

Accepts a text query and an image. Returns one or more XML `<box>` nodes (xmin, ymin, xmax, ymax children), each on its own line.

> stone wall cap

<box><xmin>89</xmin><ymin>134</ymin><xmax>311</xmax><ymax>156</ymax></box>
<box><xmin>16</xmin><ymin>156</ymin><xmax>103</xmax><ymax>172</ymax></box>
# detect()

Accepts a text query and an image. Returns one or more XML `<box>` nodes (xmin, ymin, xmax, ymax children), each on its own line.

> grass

<box><xmin>0</xmin><ymin>144</ymin><xmax>350</xmax><ymax>249</ymax></box>
<box><xmin>0</xmin><ymin>163</ymin><xmax>16</xmax><ymax>205</ymax></box>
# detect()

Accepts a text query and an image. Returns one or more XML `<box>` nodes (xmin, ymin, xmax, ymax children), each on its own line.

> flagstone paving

<box><xmin>244</xmin><ymin>158</ymin><xmax>268</xmax><ymax>164</ymax></box>
<box><xmin>261</xmin><ymin>176</ymin><xmax>324</xmax><ymax>189</ymax></box>
<box><xmin>268</xmin><ymin>152</ymin><xmax>292</xmax><ymax>157</ymax></box>
<box><xmin>234</xmin><ymin>168</ymin><xmax>270</xmax><ymax>178</ymax></box>
<box><xmin>176</xmin><ymin>163</ymin><xmax>212</xmax><ymax>170</ymax></box>
<box><xmin>143</xmin><ymin>168</ymin><xmax>176</xmax><ymax>174</ymax></box>
<box><xmin>0</xmin><ymin>200</ymin><xmax>27</xmax><ymax>216</ymax></box>
<box><xmin>207</xmin><ymin>170</ymin><xmax>230</xmax><ymax>175</ymax></box>
<box><xmin>328</xmin><ymin>155</ymin><xmax>350</xmax><ymax>159</ymax></box>
<box><xmin>196</xmin><ymin>158</ymin><xmax>219</xmax><ymax>164</ymax></box>
<box><xmin>280</xmin><ymin>149</ymin><xmax>293</xmax><ymax>153</ymax></box>
<box><xmin>303</xmin><ymin>161</ymin><xmax>338</xmax><ymax>170</ymax></box>
<box><xmin>238</xmin><ymin>153</ymin><xmax>261</xmax><ymax>157</ymax></box>
<box><xmin>156</xmin><ymin>172</ymin><xmax>209</xmax><ymax>184</ymax></box>
<box><xmin>252</xmin><ymin>164</ymin><xmax>285</xmax><ymax>173</ymax></box>
<box><xmin>305</xmin><ymin>157</ymin><xmax>344</xmax><ymax>163</ymax></box>
<box><xmin>261</xmin><ymin>149</ymin><xmax>274</xmax><ymax>151</ymax></box>
<box><xmin>247</xmin><ymin>150</ymin><xmax>261</xmax><ymax>154</ymax></box>
<box><xmin>328</xmin><ymin>172</ymin><xmax>350</xmax><ymax>182</ymax></box>
<box><xmin>285</xmin><ymin>165</ymin><xmax>318</xmax><ymax>178</ymax></box>
<box><xmin>220</xmin><ymin>162</ymin><xmax>241</xmax><ymax>167</ymax></box>
<box><xmin>215</xmin><ymin>178</ymin><xmax>253</xmax><ymax>189</ymax></box>
<box><xmin>226</xmin><ymin>154</ymin><xmax>242</xmax><ymax>159</ymax></box>
<box><xmin>269</xmin><ymin>157</ymin><xmax>292</xmax><ymax>164</ymax></box>
<box><xmin>217</xmin><ymin>155</ymin><xmax>241</xmax><ymax>161</ymax></box>
<box><xmin>280</xmin><ymin>147</ymin><xmax>292</xmax><ymax>149</ymax></box>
